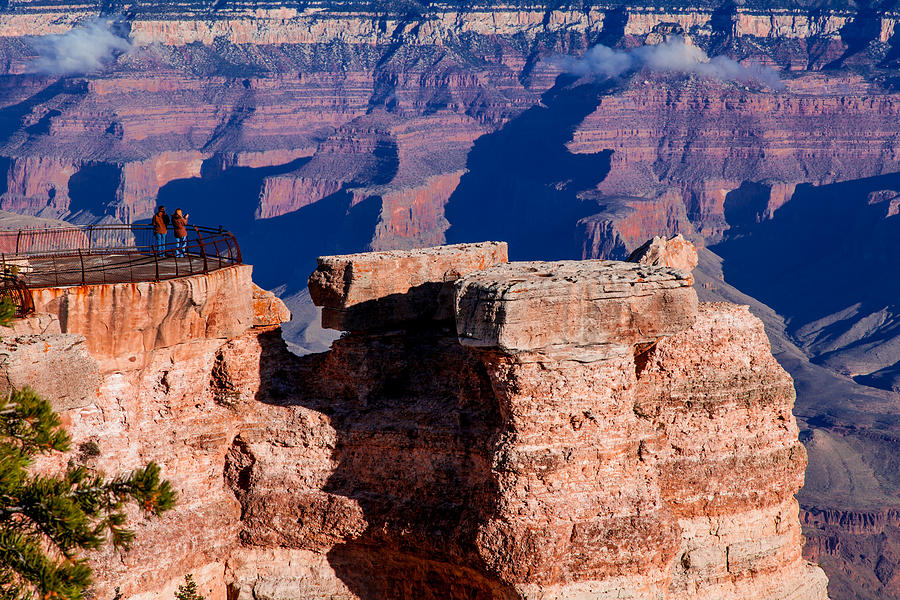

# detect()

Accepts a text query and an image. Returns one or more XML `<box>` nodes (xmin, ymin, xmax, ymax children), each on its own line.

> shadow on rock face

<box><xmin>713</xmin><ymin>170</ymin><xmax>900</xmax><ymax>390</ymax></box>
<box><xmin>825</xmin><ymin>1</ymin><xmax>893</xmax><ymax>69</ymax></box>
<box><xmin>444</xmin><ymin>77</ymin><xmax>615</xmax><ymax>262</ymax></box>
<box><xmin>67</xmin><ymin>162</ymin><xmax>122</xmax><ymax>218</ymax></box>
<box><xmin>232</xmin><ymin>325</ymin><xmax>519</xmax><ymax>599</ymax></box>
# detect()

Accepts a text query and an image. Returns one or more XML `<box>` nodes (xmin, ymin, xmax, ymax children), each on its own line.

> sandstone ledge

<box><xmin>29</xmin><ymin>265</ymin><xmax>254</xmax><ymax>372</ymax></box>
<box><xmin>455</xmin><ymin>259</ymin><xmax>697</xmax><ymax>359</ymax></box>
<box><xmin>308</xmin><ymin>241</ymin><xmax>507</xmax><ymax>332</ymax></box>
<box><xmin>2</xmin><ymin>242</ymin><xmax>828</xmax><ymax>600</ymax></box>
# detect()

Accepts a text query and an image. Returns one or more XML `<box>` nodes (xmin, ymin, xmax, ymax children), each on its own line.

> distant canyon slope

<box><xmin>1</xmin><ymin>1</ymin><xmax>900</xmax><ymax>597</ymax></box>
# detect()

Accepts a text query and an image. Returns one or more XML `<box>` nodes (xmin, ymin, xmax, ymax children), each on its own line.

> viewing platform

<box><xmin>0</xmin><ymin>224</ymin><xmax>242</xmax><ymax>315</ymax></box>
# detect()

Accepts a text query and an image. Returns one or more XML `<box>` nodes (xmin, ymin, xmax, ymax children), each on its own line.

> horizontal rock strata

<box><xmin>3</xmin><ymin>242</ymin><xmax>829</xmax><ymax>599</ymax></box>
<box><xmin>308</xmin><ymin>241</ymin><xmax>507</xmax><ymax>331</ymax></box>
<box><xmin>228</xmin><ymin>243</ymin><xmax>827</xmax><ymax>599</ymax></box>
<box><xmin>29</xmin><ymin>264</ymin><xmax>255</xmax><ymax>371</ymax></box>
<box><xmin>455</xmin><ymin>259</ymin><xmax>696</xmax><ymax>358</ymax></box>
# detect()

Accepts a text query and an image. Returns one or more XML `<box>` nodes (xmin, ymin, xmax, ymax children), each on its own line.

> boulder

<box><xmin>308</xmin><ymin>242</ymin><xmax>508</xmax><ymax>332</ymax></box>
<box><xmin>455</xmin><ymin>260</ymin><xmax>697</xmax><ymax>359</ymax></box>
<box><xmin>627</xmin><ymin>234</ymin><xmax>699</xmax><ymax>273</ymax></box>
<box><xmin>252</xmin><ymin>284</ymin><xmax>292</xmax><ymax>328</ymax></box>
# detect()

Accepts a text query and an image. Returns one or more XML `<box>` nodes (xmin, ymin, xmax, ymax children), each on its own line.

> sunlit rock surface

<box><xmin>9</xmin><ymin>243</ymin><xmax>827</xmax><ymax>599</ymax></box>
<box><xmin>1</xmin><ymin>1</ymin><xmax>899</xmax><ymax>596</ymax></box>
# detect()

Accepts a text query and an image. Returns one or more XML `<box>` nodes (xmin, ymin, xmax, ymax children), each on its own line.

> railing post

<box><xmin>0</xmin><ymin>224</ymin><xmax>238</xmax><ymax>288</ymax></box>
<box><xmin>194</xmin><ymin>226</ymin><xmax>208</xmax><ymax>274</ymax></box>
<box><xmin>231</xmin><ymin>234</ymin><xmax>242</xmax><ymax>263</ymax></box>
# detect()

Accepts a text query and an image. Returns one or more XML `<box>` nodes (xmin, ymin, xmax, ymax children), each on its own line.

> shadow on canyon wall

<box><xmin>714</xmin><ymin>171</ymin><xmax>900</xmax><ymax>332</ymax></box>
<box><xmin>713</xmin><ymin>171</ymin><xmax>900</xmax><ymax>393</ymax></box>
<box><xmin>0</xmin><ymin>77</ymin><xmax>86</xmax><ymax>145</ymax></box>
<box><xmin>238</xmin><ymin>325</ymin><xmax>518</xmax><ymax>599</ymax></box>
<box><xmin>445</xmin><ymin>76</ymin><xmax>615</xmax><ymax>261</ymax></box>
<box><xmin>67</xmin><ymin>162</ymin><xmax>122</xmax><ymax>217</ymax></box>
<box><xmin>826</xmin><ymin>0</ymin><xmax>900</xmax><ymax>68</ymax></box>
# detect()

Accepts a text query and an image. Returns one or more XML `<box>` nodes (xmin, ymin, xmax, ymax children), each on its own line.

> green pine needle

<box><xmin>0</xmin><ymin>389</ymin><xmax>177</xmax><ymax>600</ymax></box>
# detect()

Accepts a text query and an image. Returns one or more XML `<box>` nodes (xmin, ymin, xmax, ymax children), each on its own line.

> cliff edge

<box><xmin>8</xmin><ymin>243</ymin><xmax>828</xmax><ymax>599</ymax></box>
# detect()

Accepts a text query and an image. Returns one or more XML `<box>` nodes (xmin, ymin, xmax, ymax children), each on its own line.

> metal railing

<box><xmin>0</xmin><ymin>225</ymin><xmax>242</xmax><ymax>308</ymax></box>
<box><xmin>0</xmin><ymin>273</ymin><xmax>34</xmax><ymax>317</ymax></box>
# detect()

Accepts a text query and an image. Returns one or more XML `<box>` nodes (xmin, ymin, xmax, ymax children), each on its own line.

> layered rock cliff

<box><xmin>7</xmin><ymin>242</ymin><xmax>828</xmax><ymax>599</ymax></box>
<box><xmin>0</xmin><ymin>2</ymin><xmax>896</xmax><ymax>597</ymax></box>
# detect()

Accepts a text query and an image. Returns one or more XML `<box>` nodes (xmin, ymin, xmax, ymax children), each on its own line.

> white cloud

<box><xmin>555</xmin><ymin>37</ymin><xmax>785</xmax><ymax>91</ymax></box>
<box><xmin>27</xmin><ymin>19</ymin><xmax>131</xmax><ymax>76</ymax></box>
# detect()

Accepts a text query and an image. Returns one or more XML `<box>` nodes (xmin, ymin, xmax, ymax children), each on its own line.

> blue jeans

<box><xmin>153</xmin><ymin>232</ymin><xmax>166</xmax><ymax>253</ymax></box>
<box><xmin>175</xmin><ymin>236</ymin><xmax>187</xmax><ymax>257</ymax></box>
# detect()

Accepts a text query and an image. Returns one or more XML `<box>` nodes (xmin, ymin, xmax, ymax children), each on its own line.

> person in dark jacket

<box><xmin>152</xmin><ymin>206</ymin><xmax>169</xmax><ymax>253</ymax></box>
<box><xmin>172</xmin><ymin>208</ymin><xmax>189</xmax><ymax>257</ymax></box>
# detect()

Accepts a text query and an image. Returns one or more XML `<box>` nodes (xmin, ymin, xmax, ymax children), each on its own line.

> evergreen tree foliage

<box><xmin>174</xmin><ymin>575</ymin><xmax>204</xmax><ymax>600</ymax></box>
<box><xmin>0</xmin><ymin>298</ymin><xmax>16</xmax><ymax>327</ymax></box>
<box><xmin>0</xmin><ymin>386</ymin><xmax>176</xmax><ymax>600</ymax></box>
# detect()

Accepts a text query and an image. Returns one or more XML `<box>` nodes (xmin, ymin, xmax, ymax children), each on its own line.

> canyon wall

<box><xmin>0</xmin><ymin>2</ymin><xmax>896</xmax><ymax>597</ymax></box>
<box><xmin>1</xmin><ymin>1</ymin><xmax>899</xmax><ymax>258</ymax></box>
<box><xmin>7</xmin><ymin>242</ymin><xmax>829</xmax><ymax>599</ymax></box>
<box><xmin>0</xmin><ymin>3</ymin><xmax>895</xmax><ymax>48</ymax></box>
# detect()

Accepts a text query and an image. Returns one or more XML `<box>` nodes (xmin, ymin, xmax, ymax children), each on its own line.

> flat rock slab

<box><xmin>455</xmin><ymin>260</ymin><xmax>697</xmax><ymax>357</ymax></box>
<box><xmin>308</xmin><ymin>242</ymin><xmax>508</xmax><ymax>331</ymax></box>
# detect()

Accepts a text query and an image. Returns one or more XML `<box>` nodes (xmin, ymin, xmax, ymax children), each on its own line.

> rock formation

<box><xmin>9</xmin><ymin>242</ymin><xmax>828</xmax><ymax>599</ymax></box>
<box><xmin>0</xmin><ymin>1</ymin><xmax>897</xmax><ymax>596</ymax></box>
<box><xmin>627</xmin><ymin>233</ymin><xmax>699</xmax><ymax>272</ymax></box>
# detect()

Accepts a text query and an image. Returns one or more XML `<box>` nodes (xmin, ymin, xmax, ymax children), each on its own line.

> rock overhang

<box><xmin>308</xmin><ymin>242</ymin><xmax>698</xmax><ymax>361</ymax></box>
<box><xmin>2</xmin><ymin>238</ymin><xmax>829</xmax><ymax>599</ymax></box>
<box><xmin>307</xmin><ymin>241</ymin><xmax>509</xmax><ymax>332</ymax></box>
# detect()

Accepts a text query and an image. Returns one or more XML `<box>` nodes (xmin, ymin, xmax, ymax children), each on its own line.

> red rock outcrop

<box><xmin>29</xmin><ymin>264</ymin><xmax>254</xmax><ymax>371</ymax></box>
<box><xmin>308</xmin><ymin>241</ymin><xmax>507</xmax><ymax>331</ymax></box>
<box><xmin>4</xmin><ymin>242</ymin><xmax>829</xmax><ymax>599</ymax></box>
<box><xmin>627</xmin><ymin>233</ymin><xmax>699</xmax><ymax>272</ymax></box>
<box><xmin>252</xmin><ymin>283</ymin><xmax>292</xmax><ymax>327</ymax></box>
<box><xmin>230</xmin><ymin>244</ymin><xmax>826</xmax><ymax>599</ymax></box>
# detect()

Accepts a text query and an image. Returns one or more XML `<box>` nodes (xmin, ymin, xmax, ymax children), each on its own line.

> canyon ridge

<box><xmin>8</xmin><ymin>240</ymin><xmax>828</xmax><ymax>599</ymax></box>
<box><xmin>0</xmin><ymin>1</ymin><xmax>898</xmax><ymax>597</ymax></box>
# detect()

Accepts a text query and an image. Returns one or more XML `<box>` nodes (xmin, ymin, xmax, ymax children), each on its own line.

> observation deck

<box><xmin>0</xmin><ymin>224</ymin><xmax>242</xmax><ymax>315</ymax></box>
